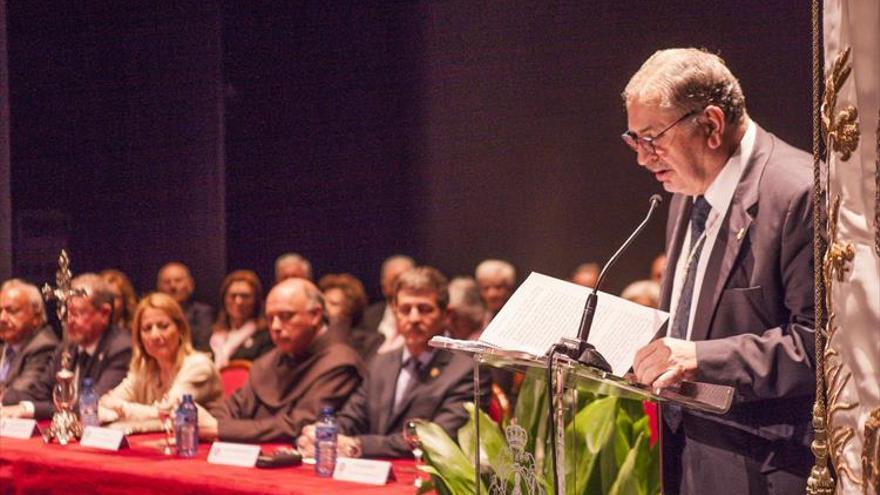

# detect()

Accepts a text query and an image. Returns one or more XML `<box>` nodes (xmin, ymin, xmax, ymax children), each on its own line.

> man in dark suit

<box><xmin>299</xmin><ymin>266</ymin><xmax>490</xmax><ymax>459</ymax></box>
<box><xmin>627</xmin><ymin>49</ymin><xmax>815</xmax><ymax>494</ymax></box>
<box><xmin>2</xmin><ymin>274</ymin><xmax>132</xmax><ymax>420</ymax></box>
<box><xmin>157</xmin><ymin>262</ymin><xmax>214</xmax><ymax>352</ymax></box>
<box><xmin>198</xmin><ymin>278</ymin><xmax>363</xmax><ymax>443</ymax></box>
<box><xmin>0</xmin><ymin>280</ymin><xmax>59</xmax><ymax>404</ymax></box>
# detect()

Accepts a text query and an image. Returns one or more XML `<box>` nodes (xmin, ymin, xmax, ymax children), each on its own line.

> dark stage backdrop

<box><xmin>0</xmin><ymin>0</ymin><xmax>10</xmax><ymax>282</ymax></box>
<box><xmin>5</xmin><ymin>1</ymin><xmax>811</xmax><ymax>305</ymax></box>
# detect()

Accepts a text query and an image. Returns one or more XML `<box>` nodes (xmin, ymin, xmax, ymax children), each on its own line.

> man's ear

<box><xmin>703</xmin><ymin>105</ymin><xmax>726</xmax><ymax>149</ymax></box>
<box><xmin>98</xmin><ymin>303</ymin><xmax>113</xmax><ymax>324</ymax></box>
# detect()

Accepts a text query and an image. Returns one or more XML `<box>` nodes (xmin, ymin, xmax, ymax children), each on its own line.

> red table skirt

<box><xmin>0</xmin><ymin>432</ymin><xmax>421</xmax><ymax>495</ymax></box>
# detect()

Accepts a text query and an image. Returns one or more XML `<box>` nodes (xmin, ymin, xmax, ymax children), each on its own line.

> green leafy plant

<box><xmin>416</xmin><ymin>372</ymin><xmax>660</xmax><ymax>494</ymax></box>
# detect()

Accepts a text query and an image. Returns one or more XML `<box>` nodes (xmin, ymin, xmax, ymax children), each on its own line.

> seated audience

<box><xmin>446</xmin><ymin>276</ymin><xmax>486</xmax><ymax>341</ymax></box>
<box><xmin>99</xmin><ymin>293</ymin><xmax>222</xmax><ymax>431</ymax></box>
<box><xmin>569</xmin><ymin>262</ymin><xmax>600</xmax><ymax>288</ymax></box>
<box><xmin>475</xmin><ymin>259</ymin><xmax>517</xmax><ymax>322</ymax></box>
<box><xmin>157</xmin><ymin>262</ymin><xmax>214</xmax><ymax>352</ymax></box>
<box><xmin>620</xmin><ymin>279</ymin><xmax>661</xmax><ymax>309</ymax></box>
<box><xmin>298</xmin><ymin>266</ymin><xmax>490</xmax><ymax>459</ymax></box>
<box><xmin>650</xmin><ymin>253</ymin><xmax>666</xmax><ymax>284</ymax></box>
<box><xmin>1</xmin><ymin>274</ymin><xmax>131</xmax><ymax>420</ymax></box>
<box><xmin>209</xmin><ymin>270</ymin><xmax>273</xmax><ymax>368</ymax></box>
<box><xmin>361</xmin><ymin>254</ymin><xmax>415</xmax><ymax>355</ymax></box>
<box><xmin>198</xmin><ymin>278</ymin><xmax>362</xmax><ymax>443</ymax></box>
<box><xmin>0</xmin><ymin>280</ymin><xmax>59</xmax><ymax>404</ymax></box>
<box><xmin>274</xmin><ymin>252</ymin><xmax>313</xmax><ymax>283</ymax></box>
<box><xmin>447</xmin><ymin>276</ymin><xmax>518</xmax><ymax>411</ymax></box>
<box><xmin>318</xmin><ymin>273</ymin><xmax>382</xmax><ymax>360</ymax></box>
<box><xmin>100</xmin><ymin>269</ymin><xmax>138</xmax><ymax>330</ymax></box>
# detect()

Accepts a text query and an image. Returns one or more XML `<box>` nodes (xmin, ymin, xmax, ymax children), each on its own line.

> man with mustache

<box><xmin>299</xmin><ymin>266</ymin><xmax>489</xmax><ymax>458</ymax></box>
<box><xmin>626</xmin><ymin>48</ymin><xmax>815</xmax><ymax>494</ymax></box>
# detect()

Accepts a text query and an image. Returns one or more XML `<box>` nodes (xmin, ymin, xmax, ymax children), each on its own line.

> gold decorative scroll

<box><xmin>823</xmin><ymin>194</ymin><xmax>860</xmax><ymax>487</ymax></box>
<box><xmin>875</xmin><ymin>109</ymin><xmax>880</xmax><ymax>257</ymax></box>
<box><xmin>822</xmin><ymin>47</ymin><xmax>860</xmax><ymax>162</ymax></box>
<box><xmin>863</xmin><ymin>408</ymin><xmax>880</xmax><ymax>492</ymax></box>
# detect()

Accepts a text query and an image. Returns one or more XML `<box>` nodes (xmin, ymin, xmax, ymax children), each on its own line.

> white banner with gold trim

<box><xmin>822</xmin><ymin>2</ymin><xmax>880</xmax><ymax>493</ymax></box>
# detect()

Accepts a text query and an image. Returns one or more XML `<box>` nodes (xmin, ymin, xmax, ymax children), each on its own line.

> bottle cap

<box><xmin>320</xmin><ymin>405</ymin><xmax>334</xmax><ymax>415</ymax></box>
<box><xmin>182</xmin><ymin>393</ymin><xmax>193</xmax><ymax>402</ymax></box>
<box><xmin>82</xmin><ymin>377</ymin><xmax>94</xmax><ymax>387</ymax></box>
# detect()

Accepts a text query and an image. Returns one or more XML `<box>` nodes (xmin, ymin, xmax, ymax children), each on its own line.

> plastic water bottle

<box><xmin>78</xmin><ymin>378</ymin><xmax>99</xmax><ymax>428</ymax></box>
<box><xmin>314</xmin><ymin>406</ymin><xmax>338</xmax><ymax>477</ymax></box>
<box><xmin>175</xmin><ymin>394</ymin><xmax>199</xmax><ymax>458</ymax></box>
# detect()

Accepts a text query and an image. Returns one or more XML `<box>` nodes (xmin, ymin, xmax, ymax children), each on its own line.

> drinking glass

<box><xmin>156</xmin><ymin>397</ymin><xmax>175</xmax><ymax>455</ymax></box>
<box><xmin>402</xmin><ymin>418</ymin><xmax>426</xmax><ymax>488</ymax></box>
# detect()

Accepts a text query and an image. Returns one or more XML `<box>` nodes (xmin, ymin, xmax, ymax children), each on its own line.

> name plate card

<box><xmin>333</xmin><ymin>458</ymin><xmax>392</xmax><ymax>485</ymax></box>
<box><xmin>0</xmin><ymin>418</ymin><xmax>38</xmax><ymax>439</ymax></box>
<box><xmin>207</xmin><ymin>442</ymin><xmax>260</xmax><ymax>468</ymax></box>
<box><xmin>80</xmin><ymin>426</ymin><xmax>128</xmax><ymax>451</ymax></box>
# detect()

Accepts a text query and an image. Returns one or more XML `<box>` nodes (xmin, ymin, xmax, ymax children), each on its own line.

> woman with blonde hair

<box><xmin>99</xmin><ymin>292</ymin><xmax>222</xmax><ymax>430</ymax></box>
<box><xmin>99</xmin><ymin>269</ymin><xmax>138</xmax><ymax>329</ymax></box>
<box><xmin>209</xmin><ymin>270</ymin><xmax>273</xmax><ymax>368</ymax></box>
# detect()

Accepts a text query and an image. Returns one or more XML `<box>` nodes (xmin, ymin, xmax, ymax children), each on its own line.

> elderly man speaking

<box><xmin>626</xmin><ymin>48</ymin><xmax>816</xmax><ymax>494</ymax></box>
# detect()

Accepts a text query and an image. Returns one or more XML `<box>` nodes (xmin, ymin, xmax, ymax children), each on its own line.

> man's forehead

<box><xmin>395</xmin><ymin>288</ymin><xmax>439</xmax><ymax>304</ymax></box>
<box><xmin>160</xmin><ymin>265</ymin><xmax>189</xmax><ymax>280</ymax></box>
<box><xmin>267</xmin><ymin>286</ymin><xmax>308</xmax><ymax>309</ymax></box>
<box><xmin>628</xmin><ymin>98</ymin><xmax>680</xmax><ymax>132</ymax></box>
<box><xmin>0</xmin><ymin>289</ymin><xmax>28</xmax><ymax>308</ymax></box>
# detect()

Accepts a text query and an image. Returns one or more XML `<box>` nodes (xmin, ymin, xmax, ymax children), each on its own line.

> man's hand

<box><xmin>296</xmin><ymin>425</ymin><xmax>362</xmax><ymax>459</ymax></box>
<box><xmin>296</xmin><ymin>424</ymin><xmax>316</xmax><ymax>458</ymax></box>
<box><xmin>194</xmin><ymin>403</ymin><xmax>218</xmax><ymax>441</ymax></box>
<box><xmin>336</xmin><ymin>434</ymin><xmax>362</xmax><ymax>458</ymax></box>
<box><xmin>632</xmin><ymin>337</ymin><xmax>698</xmax><ymax>389</ymax></box>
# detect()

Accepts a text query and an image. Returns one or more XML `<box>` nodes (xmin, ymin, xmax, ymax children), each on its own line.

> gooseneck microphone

<box><xmin>572</xmin><ymin>194</ymin><xmax>664</xmax><ymax>370</ymax></box>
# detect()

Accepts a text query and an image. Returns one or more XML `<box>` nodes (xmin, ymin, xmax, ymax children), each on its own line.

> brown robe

<box><xmin>213</xmin><ymin>329</ymin><xmax>363</xmax><ymax>443</ymax></box>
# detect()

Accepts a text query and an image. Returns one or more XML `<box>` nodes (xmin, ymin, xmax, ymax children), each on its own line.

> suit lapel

<box><xmin>659</xmin><ymin>195</ymin><xmax>690</xmax><ymax>311</ymax></box>
<box><xmin>689</xmin><ymin>126</ymin><xmax>769</xmax><ymax>342</ymax></box>
<box><xmin>387</xmin><ymin>350</ymin><xmax>451</xmax><ymax>431</ymax></box>
<box><xmin>377</xmin><ymin>349</ymin><xmax>404</xmax><ymax>435</ymax></box>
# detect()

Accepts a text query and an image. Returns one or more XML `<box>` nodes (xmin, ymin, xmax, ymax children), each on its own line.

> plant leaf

<box><xmin>416</xmin><ymin>419</ymin><xmax>486</xmax><ymax>494</ymax></box>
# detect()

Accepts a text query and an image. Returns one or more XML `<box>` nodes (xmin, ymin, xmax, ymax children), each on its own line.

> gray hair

<box><xmin>274</xmin><ymin>252</ymin><xmax>313</xmax><ymax>280</ymax></box>
<box><xmin>71</xmin><ymin>273</ymin><xmax>116</xmax><ymax>310</ymax></box>
<box><xmin>381</xmin><ymin>254</ymin><xmax>415</xmax><ymax>278</ymax></box>
<box><xmin>393</xmin><ymin>266</ymin><xmax>449</xmax><ymax>310</ymax></box>
<box><xmin>1</xmin><ymin>279</ymin><xmax>47</xmax><ymax>325</ymax></box>
<box><xmin>622</xmin><ymin>48</ymin><xmax>746</xmax><ymax>125</ymax></box>
<box><xmin>621</xmin><ymin>279</ymin><xmax>661</xmax><ymax>308</ymax></box>
<box><xmin>273</xmin><ymin>277</ymin><xmax>326</xmax><ymax>318</ymax></box>
<box><xmin>475</xmin><ymin>259</ymin><xmax>516</xmax><ymax>287</ymax></box>
<box><xmin>448</xmin><ymin>276</ymin><xmax>486</xmax><ymax>327</ymax></box>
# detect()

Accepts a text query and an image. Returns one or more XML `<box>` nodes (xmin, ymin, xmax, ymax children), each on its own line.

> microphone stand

<box><xmin>545</xmin><ymin>195</ymin><xmax>663</xmax><ymax>495</ymax></box>
<box><xmin>561</xmin><ymin>194</ymin><xmax>664</xmax><ymax>370</ymax></box>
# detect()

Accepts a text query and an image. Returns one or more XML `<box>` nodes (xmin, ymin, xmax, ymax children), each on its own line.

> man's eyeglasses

<box><xmin>622</xmin><ymin>109</ymin><xmax>699</xmax><ymax>155</ymax></box>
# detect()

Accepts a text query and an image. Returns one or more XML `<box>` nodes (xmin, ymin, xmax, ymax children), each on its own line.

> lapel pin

<box><xmin>430</xmin><ymin>367</ymin><xmax>440</xmax><ymax>378</ymax></box>
<box><xmin>736</xmin><ymin>227</ymin><xmax>746</xmax><ymax>241</ymax></box>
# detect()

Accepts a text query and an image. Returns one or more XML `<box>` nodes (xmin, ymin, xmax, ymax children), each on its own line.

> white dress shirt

<box><xmin>668</xmin><ymin>120</ymin><xmax>755</xmax><ymax>340</ymax></box>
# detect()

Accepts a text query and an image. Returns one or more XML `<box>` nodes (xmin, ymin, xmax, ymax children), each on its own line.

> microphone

<box><xmin>571</xmin><ymin>194</ymin><xmax>664</xmax><ymax>370</ymax></box>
